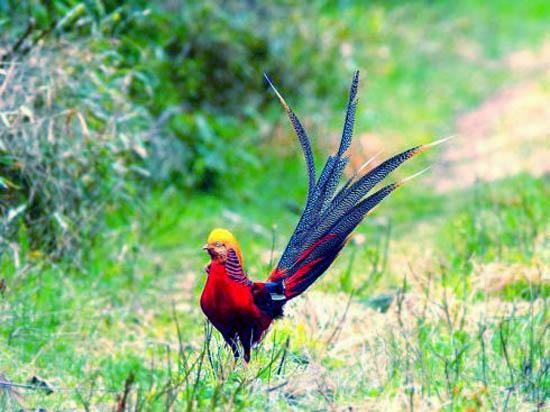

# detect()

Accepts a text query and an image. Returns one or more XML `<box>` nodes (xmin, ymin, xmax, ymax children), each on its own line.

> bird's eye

<box><xmin>215</xmin><ymin>241</ymin><xmax>222</xmax><ymax>247</ymax></box>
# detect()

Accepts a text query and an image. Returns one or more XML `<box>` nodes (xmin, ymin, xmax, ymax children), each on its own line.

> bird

<box><xmin>200</xmin><ymin>71</ymin><xmax>449</xmax><ymax>362</ymax></box>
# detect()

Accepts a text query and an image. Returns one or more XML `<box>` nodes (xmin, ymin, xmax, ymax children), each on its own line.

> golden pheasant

<box><xmin>201</xmin><ymin>71</ymin><xmax>447</xmax><ymax>362</ymax></box>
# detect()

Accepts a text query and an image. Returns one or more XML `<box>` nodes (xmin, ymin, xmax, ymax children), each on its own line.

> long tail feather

<box><xmin>264</xmin><ymin>73</ymin><xmax>316</xmax><ymax>203</ymax></box>
<box><xmin>275</xmin><ymin>73</ymin><xmax>361</xmax><ymax>269</ymax></box>
<box><xmin>280</xmin><ymin>167</ymin><xmax>430</xmax><ymax>297</ymax></box>
<box><xmin>268</xmin><ymin>70</ymin><xmax>449</xmax><ymax>302</ymax></box>
<box><xmin>337</xmin><ymin>70</ymin><xmax>359</xmax><ymax>156</ymax></box>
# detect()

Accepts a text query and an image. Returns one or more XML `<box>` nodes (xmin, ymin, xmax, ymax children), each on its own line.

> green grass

<box><xmin>1</xmin><ymin>0</ymin><xmax>549</xmax><ymax>410</ymax></box>
<box><xmin>1</xmin><ymin>174</ymin><xmax>547</xmax><ymax>410</ymax></box>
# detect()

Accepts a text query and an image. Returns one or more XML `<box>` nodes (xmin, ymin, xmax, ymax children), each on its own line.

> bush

<box><xmin>2</xmin><ymin>0</ymin><xmax>340</xmax><ymax>189</ymax></box>
<box><xmin>94</xmin><ymin>0</ymin><xmax>340</xmax><ymax>187</ymax></box>
<box><xmin>0</xmin><ymin>0</ymin><xmax>343</xmax><ymax>260</ymax></box>
<box><xmin>0</xmin><ymin>44</ymin><xmax>149</xmax><ymax>261</ymax></box>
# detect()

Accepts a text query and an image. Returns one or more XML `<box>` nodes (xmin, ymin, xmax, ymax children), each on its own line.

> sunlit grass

<box><xmin>2</xmin><ymin>169</ymin><xmax>547</xmax><ymax>409</ymax></box>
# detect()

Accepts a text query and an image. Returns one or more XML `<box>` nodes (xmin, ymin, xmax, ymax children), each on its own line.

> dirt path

<box><xmin>432</xmin><ymin>42</ymin><xmax>550</xmax><ymax>192</ymax></box>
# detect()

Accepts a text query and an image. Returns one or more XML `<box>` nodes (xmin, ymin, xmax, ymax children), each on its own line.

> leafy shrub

<box><xmin>96</xmin><ymin>0</ymin><xmax>339</xmax><ymax>187</ymax></box>
<box><xmin>0</xmin><ymin>0</ymin><xmax>344</xmax><ymax>260</ymax></box>
<box><xmin>2</xmin><ymin>0</ymin><xmax>341</xmax><ymax>189</ymax></box>
<box><xmin>0</xmin><ymin>44</ymin><xmax>149</xmax><ymax>261</ymax></box>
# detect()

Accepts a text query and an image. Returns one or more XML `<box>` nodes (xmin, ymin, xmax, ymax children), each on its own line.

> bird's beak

<box><xmin>203</xmin><ymin>244</ymin><xmax>215</xmax><ymax>258</ymax></box>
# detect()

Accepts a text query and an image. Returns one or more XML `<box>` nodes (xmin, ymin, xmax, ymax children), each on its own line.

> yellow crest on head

<box><xmin>207</xmin><ymin>228</ymin><xmax>237</xmax><ymax>245</ymax></box>
<box><xmin>207</xmin><ymin>228</ymin><xmax>244</xmax><ymax>265</ymax></box>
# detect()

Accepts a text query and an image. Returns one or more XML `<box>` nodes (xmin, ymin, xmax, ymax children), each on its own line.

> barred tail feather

<box><xmin>280</xmin><ymin>168</ymin><xmax>429</xmax><ymax>298</ymax></box>
<box><xmin>264</xmin><ymin>73</ymin><xmax>316</xmax><ymax>203</ymax></box>
<box><xmin>267</xmin><ymin>70</ymin><xmax>448</xmax><ymax>302</ymax></box>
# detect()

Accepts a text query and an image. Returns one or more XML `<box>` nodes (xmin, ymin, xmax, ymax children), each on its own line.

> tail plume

<box><xmin>265</xmin><ymin>71</ymin><xmax>448</xmax><ymax>301</ymax></box>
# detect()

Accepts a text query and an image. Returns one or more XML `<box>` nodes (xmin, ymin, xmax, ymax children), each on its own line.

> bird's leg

<box><xmin>221</xmin><ymin>331</ymin><xmax>242</xmax><ymax>371</ymax></box>
<box><xmin>230</xmin><ymin>340</ymin><xmax>245</xmax><ymax>371</ymax></box>
<box><xmin>238</xmin><ymin>327</ymin><xmax>254</xmax><ymax>364</ymax></box>
<box><xmin>227</xmin><ymin>337</ymin><xmax>240</xmax><ymax>360</ymax></box>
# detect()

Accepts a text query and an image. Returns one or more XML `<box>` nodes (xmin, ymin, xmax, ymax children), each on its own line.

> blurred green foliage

<box><xmin>1</xmin><ymin>0</ymin><xmax>548</xmax><ymax>259</ymax></box>
<box><xmin>1</xmin><ymin>0</ymin><xmax>339</xmax><ymax>257</ymax></box>
<box><xmin>2</xmin><ymin>0</ymin><xmax>337</xmax><ymax>189</ymax></box>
